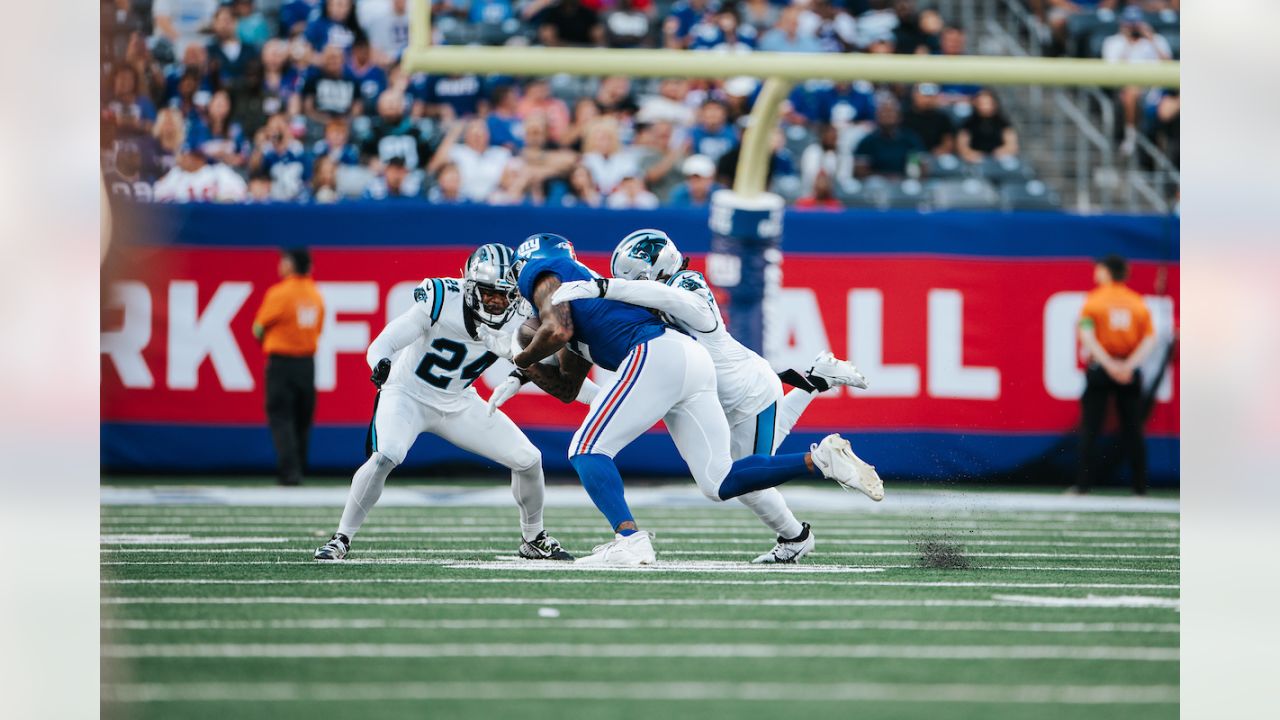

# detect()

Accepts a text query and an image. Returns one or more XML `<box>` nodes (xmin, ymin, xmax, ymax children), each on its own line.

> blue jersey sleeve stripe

<box><xmin>429</xmin><ymin>278</ymin><xmax>445</xmax><ymax>324</ymax></box>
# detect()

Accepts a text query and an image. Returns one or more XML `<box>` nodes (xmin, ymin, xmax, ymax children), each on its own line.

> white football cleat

<box><xmin>574</xmin><ymin>530</ymin><xmax>657</xmax><ymax>566</ymax></box>
<box><xmin>811</xmin><ymin>434</ymin><xmax>884</xmax><ymax>501</ymax></box>
<box><xmin>752</xmin><ymin>522</ymin><xmax>816</xmax><ymax>564</ymax></box>
<box><xmin>809</xmin><ymin>351</ymin><xmax>869</xmax><ymax>390</ymax></box>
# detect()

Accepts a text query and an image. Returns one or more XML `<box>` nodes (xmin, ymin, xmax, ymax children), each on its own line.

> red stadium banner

<box><xmin>101</xmin><ymin>246</ymin><xmax>1179</xmax><ymax>437</ymax></box>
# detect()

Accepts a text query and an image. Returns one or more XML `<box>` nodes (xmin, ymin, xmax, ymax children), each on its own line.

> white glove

<box><xmin>551</xmin><ymin>278</ymin><xmax>608</xmax><ymax>305</ymax></box>
<box><xmin>487</xmin><ymin>373</ymin><xmax>522</xmax><ymax>416</ymax></box>
<box><xmin>478</xmin><ymin>325</ymin><xmax>519</xmax><ymax>362</ymax></box>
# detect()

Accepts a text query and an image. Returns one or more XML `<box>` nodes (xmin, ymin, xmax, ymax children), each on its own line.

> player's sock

<box><xmin>337</xmin><ymin>452</ymin><xmax>397</xmax><ymax>539</ymax></box>
<box><xmin>717</xmin><ymin>453</ymin><xmax>813</xmax><ymax>501</ymax></box>
<box><xmin>511</xmin><ymin>464</ymin><xmax>545</xmax><ymax>542</ymax></box>
<box><xmin>777</xmin><ymin>368</ymin><xmax>819</xmax><ymax>393</ymax></box>
<box><xmin>775</xmin><ymin>388</ymin><xmax>818</xmax><ymax>452</ymax></box>
<box><xmin>737</xmin><ymin>488</ymin><xmax>805</xmax><ymax>539</ymax></box>
<box><xmin>570</xmin><ymin>453</ymin><xmax>637</xmax><ymax>534</ymax></box>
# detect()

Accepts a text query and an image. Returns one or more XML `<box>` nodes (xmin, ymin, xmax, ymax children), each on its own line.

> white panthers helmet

<box><xmin>611</xmin><ymin>228</ymin><xmax>685</xmax><ymax>281</ymax></box>
<box><xmin>462</xmin><ymin>243</ymin><xmax>519</xmax><ymax>328</ymax></box>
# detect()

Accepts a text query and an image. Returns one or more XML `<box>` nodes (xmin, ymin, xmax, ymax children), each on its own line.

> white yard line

<box><xmin>100</xmin><ymin>680</ymin><xmax>1180</xmax><ymax>705</ymax></box>
<box><xmin>98</xmin><ymin>518</ymin><xmax>1179</xmax><ymax>531</ymax></box>
<box><xmin>101</xmin><ymin>485</ymin><xmax>1181</xmax><ymax>514</ymax></box>
<box><xmin>98</xmin><ymin>525</ymin><xmax>1178</xmax><ymax>538</ymax></box>
<box><xmin>100</xmin><ymin>642</ymin><xmax>1179</xmax><ymax>662</ymax></box>
<box><xmin>993</xmin><ymin>594</ymin><xmax>1184</xmax><ymax>609</ymax></box>
<box><xmin>100</xmin><ymin>618</ymin><xmax>1180</xmax><ymax>634</ymax></box>
<box><xmin>100</xmin><ymin>576</ymin><xmax>1176</xmax><ymax>590</ymax></box>
<box><xmin>100</xmin><ymin>536</ymin><xmax>1179</xmax><ymax>549</ymax></box>
<box><xmin>96</xmin><ymin>560</ymin><xmax>1178</xmax><ymax>574</ymax></box>
<box><xmin>100</xmin><ymin>595</ymin><xmax>1181</xmax><ymax>610</ymax></box>
<box><xmin>99</xmin><ymin>535</ymin><xmax>291</xmax><ymax>545</ymax></box>
<box><xmin>97</xmin><ymin>547</ymin><xmax>1180</xmax><ymax>560</ymax></box>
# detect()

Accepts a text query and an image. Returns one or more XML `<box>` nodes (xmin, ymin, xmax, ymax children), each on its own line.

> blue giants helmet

<box><xmin>513</xmin><ymin>232</ymin><xmax>576</xmax><ymax>279</ymax></box>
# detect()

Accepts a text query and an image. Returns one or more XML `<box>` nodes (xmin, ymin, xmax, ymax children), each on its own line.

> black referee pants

<box><xmin>265</xmin><ymin>355</ymin><xmax>316</xmax><ymax>486</ymax></box>
<box><xmin>1076</xmin><ymin>364</ymin><xmax>1147</xmax><ymax>494</ymax></box>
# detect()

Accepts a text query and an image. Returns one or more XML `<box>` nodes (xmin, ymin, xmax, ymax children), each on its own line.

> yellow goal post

<box><xmin>402</xmin><ymin>0</ymin><xmax>1180</xmax><ymax>197</ymax></box>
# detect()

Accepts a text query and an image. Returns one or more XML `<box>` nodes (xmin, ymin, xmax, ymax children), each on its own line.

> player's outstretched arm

<box><xmin>366</xmin><ymin>306</ymin><xmax>432</xmax><ymax>371</ymax></box>
<box><xmin>522</xmin><ymin>348</ymin><xmax>593</xmax><ymax>403</ymax></box>
<box><xmin>552</xmin><ymin>277</ymin><xmax>718</xmax><ymax>333</ymax></box>
<box><xmin>514</xmin><ymin>274</ymin><xmax>573</xmax><ymax>368</ymax></box>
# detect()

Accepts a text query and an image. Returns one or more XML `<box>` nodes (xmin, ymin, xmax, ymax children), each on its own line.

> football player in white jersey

<box><xmin>314</xmin><ymin>244</ymin><xmax>573</xmax><ymax>562</ymax></box>
<box><xmin>549</xmin><ymin>229</ymin><xmax>880</xmax><ymax>563</ymax></box>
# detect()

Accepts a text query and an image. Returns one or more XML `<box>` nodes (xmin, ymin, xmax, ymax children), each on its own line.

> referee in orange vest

<box><xmin>1073</xmin><ymin>254</ymin><xmax>1157</xmax><ymax>495</ymax></box>
<box><xmin>252</xmin><ymin>248</ymin><xmax>325</xmax><ymax>486</ymax></box>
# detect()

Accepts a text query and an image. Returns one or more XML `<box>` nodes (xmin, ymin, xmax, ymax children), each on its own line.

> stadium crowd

<box><xmin>99</xmin><ymin>0</ymin><xmax>1174</xmax><ymax>208</ymax></box>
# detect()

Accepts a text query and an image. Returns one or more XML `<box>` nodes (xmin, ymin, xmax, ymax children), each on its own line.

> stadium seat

<box><xmin>1000</xmin><ymin>180</ymin><xmax>1063</xmax><ymax>212</ymax></box>
<box><xmin>769</xmin><ymin>175</ymin><xmax>804</xmax><ymax>204</ymax></box>
<box><xmin>336</xmin><ymin>165</ymin><xmax>374</xmax><ymax>199</ymax></box>
<box><xmin>1068</xmin><ymin>12</ymin><xmax>1117</xmax><ymax>57</ymax></box>
<box><xmin>885</xmin><ymin>179</ymin><xmax>927</xmax><ymax>210</ymax></box>
<box><xmin>926</xmin><ymin>153</ymin><xmax>967</xmax><ymax>180</ymax></box>
<box><xmin>835</xmin><ymin>177</ymin><xmax>881</xmax><ymax>209</ymax></box>
<box><xmin>928</xmin><ymin>178</ymin><xmax>1000</xmax><ymax>211</ymax></box>
<box><xmin>783</xmin><ymin>124</ymin><xmax>817</xmax><ymax>161</ymax></box>
<box><xmin>975</xmin><ymin>156</ymin><xmax>1033</xmax><ymax>185</ymax></box>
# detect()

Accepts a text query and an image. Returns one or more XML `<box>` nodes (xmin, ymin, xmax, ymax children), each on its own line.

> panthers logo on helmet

<box><xmin>626</xmin><ymin>236</ymin><xmax>670</xmax><ymax>265</ymax></box>
<box><xmin>678</xmin><ymin>274</ymin><xmax>705</xmax><ymax>293</ymax></box>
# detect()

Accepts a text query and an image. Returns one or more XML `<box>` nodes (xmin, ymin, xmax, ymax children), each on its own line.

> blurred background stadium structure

<box><xmin>100</xmin><ymin>0</ymin><xmax>1180</xmax><ymax>488</ymax></box>
<box><xmin>101</xmin><ymin>0</ymin><xmax>1180</xmax><ymax>213</ymax></box>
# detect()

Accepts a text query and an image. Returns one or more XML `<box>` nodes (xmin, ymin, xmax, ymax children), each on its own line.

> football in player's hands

<box><xmin>517</xmin><ymin>317</ymin><xmax>540</xmax><ymax>348</ymax></box>
<box><xmin>513</xmin><ymin>318</ymin><xmax>561</xmax><ymax>367</ymax></box>
<box><xmin>370</xmin><ymin>358</ymin><xmax>392</xmax><ymax>388</ymax></box>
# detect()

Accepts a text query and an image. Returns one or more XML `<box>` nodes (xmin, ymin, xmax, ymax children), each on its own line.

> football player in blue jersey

<box><xmin>480</xmin><ymin>233</ymin><xmax>879</xmax><ymax>566</ymax></box>
<box><xmin>550</xmin><ymin>228</ymin><xmax>882</xmax><ymax>564</ymax></box>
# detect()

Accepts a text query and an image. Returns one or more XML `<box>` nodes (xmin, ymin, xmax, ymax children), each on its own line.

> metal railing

<box><xmin>982</xmin><ymin>0</ymin><xmax>1179</xmax><ymax>213</ymax></box>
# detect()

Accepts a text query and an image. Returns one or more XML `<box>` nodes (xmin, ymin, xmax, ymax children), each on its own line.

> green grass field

<box><xmin>100</xmin><ymin>483</ymin><xmax>1179</xmax><ymax>720</ymax></box>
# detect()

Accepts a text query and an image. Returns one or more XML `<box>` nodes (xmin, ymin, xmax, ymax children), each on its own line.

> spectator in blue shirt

<box><xmin>689</xmin><ymin>99</ymin><xmax>738</xmax><ymax>162</ymax></box>
<box><xmin>302</xmin><ymin>44</ymin><xmax>361</xmax><ymax>122</ymax></box>
<box><xmin>208</xmin><ymin>5</ymin><xmax>259</xmax><ymax>83</ymax></box>
<box><xmin>759</xmin><ymin>6</ymin><xmax>824</xmax><ymax>53</ymax></box>
<box><xmin>312</xmin><ymin>117</ymin><xmax>361</xmax><ymax>166</ymax></box>
<box><xmin>689</xmin><ymin>7</ymin><xmax>758</xmax><ymax>51</ymax></box>
<box><xmin>411</xmin><ymin>73</ymin><xmax>485</xmax><ymax>121</ymax></box>
<box><xmin>251</xmin><ymin>114</ymin><xmax>314</xmax><ymax>200</ymax></box>
<box><xmin>938</xmin><ymin>26</ymin><xmax>981</xmax><ymax>99</ymax></box>
<box><xmin>232</xmin><ymin>0</ymin><xmax>271</xmax><ymax>46</ymax></box>
<box><xmin>188</xmin><ymin>90</ymin><xmax>249</xmax><ymax>169</ymax></box>
<box><xmin>854</xmin><ymin>98</ymin><xmax>926</xmax><ymax>179</ymax></box>
<box><xmin>786</xmin><ymin>80</ymin><xmax>876</xmax><ymax>126</ymax></box>
<box><xmin>664</xmin><ymin>0</ymin><xmax>719</xmax><ymax>49</ymax></box>
<box><xmin>163</xmin><ymin>44</ymin><xmax>214</xmax><ymax>107</ymax></box>
<box><xmin>107</xmin><ymin>65</ymin><xmax>158</xmax><ymax>137</ymax></box>
<box><xmin>305</xmin><ymin>0</ymin><xmax>364</xmax><ymax>54</ymax></box>
<box><xmin>668</xmin><ymin>154</ymin><xmax>724</xmax><ymax>206</ymax></box>
<box><xmin>364</xmin><ymin>155</ymin><xmax>422</xmax><ymax>199</ymax></box>
<box><xmin>280</xmin><ymin>0</ymin><xmax>321</xmax><ymax>39</ymax></box>
<box><xmin>486</xmin><ymin>85</ymin><xmax>524</xmax><ymax>150</ymax></box>
<box><xmin>466</xmin><ymin>0</ymin><xmax>515</xmax><ymax>24</ymax></box>
<box><xmin>347</xmin><ymin>37</ymin><xmax>387</xmax><ymax>113</ymax></box>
